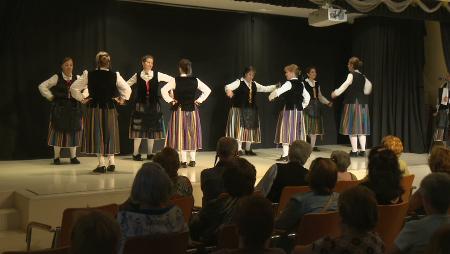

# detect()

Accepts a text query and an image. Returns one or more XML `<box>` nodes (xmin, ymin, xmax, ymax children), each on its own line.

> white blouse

<box><xmin>160</xmin><ymin>74</ymin><xmax>211</xmax><ymax>104</ymax></box>
<box><xmin>274</xmin><ymin>78</ymin><xmax>311</xmax><ymax>109</ymax></box>
<box><xmin>126</xmin><ymin>70</ymin><xmax>174</xmax><ymax>86</ymax></box>
<box><xmin>38</xmin><ymin>72</ymin><xmax>83</xmax><ymax>101</ymax></box>
<box><xmin>333</xmin><ymin>70</ymin><xmax>372</xmax><ymax>97</ymax></box>
<box><xmin>304</xmin><ymin>78</ymin><xmax>330</xmax><ymax>105</ymax></box>
<box><xmin>224</xmin><ymin>78</ymin><xmax>276</xmax><ymax>93</ymax></box>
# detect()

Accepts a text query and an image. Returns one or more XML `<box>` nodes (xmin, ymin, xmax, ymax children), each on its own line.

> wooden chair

<box><xmin>4</xmin><ymin>247</ymin><xmax>70</xmax><ymax>254</ymax></box>
<box><xmin>294</xmin><ymin>211</ymin><xmax>341</xmax><ymax>245</ymax></box>
<box><xmin>277</xmin><ymin>186</ymin><xmax>310</xmax><ymax>216</ymax></box>
<box><xmin>170</xmin><ymin>195</ymin><xmax>195</xmax><ymax>223</ymax></box>
<box><xmin>400</xmin><ymin>174</ymin><xmax>415</xmax><ymax>202</ymax></box>
<box><xmin>375</xmin><ymin>202</ymin><xmax>410</xmax><ymax>250</ymax></box>
<box><xmin>333</xmin><ymin>180</ymin><xmax>360</xmax><ymax>193</ymax></box>
<box><xmin>26</xmin><ymin>204</ymin><xmax>119</xmax><ymax>250</ymax></box>
<box><xmin>217</xmin><ymin>224</ymin><xmax>239</xmax><ymax>249</ymax></box>
<box><xmin>123</xmin><ymin>231</ymin><xmax>189</xmax><ymax>254</ymax></box>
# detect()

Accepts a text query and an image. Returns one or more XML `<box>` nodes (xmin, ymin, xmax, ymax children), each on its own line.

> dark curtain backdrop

<box><xmin>0</xmin><ymin>0</ymin><xmax>428</xmax><ymax>159</ymax></box>
<box><xmin>441</xmin><ymin>22</ymin><xmax>450</xmax><ymax>73</ymax></box>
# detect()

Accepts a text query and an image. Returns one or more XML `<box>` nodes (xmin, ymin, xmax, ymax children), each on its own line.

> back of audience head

<box><xmin>382</xmin><ymin>135</ymin><xmax>404</xmax><ymax>157</ymax></box>
<box><xmin>308</xmin><ymin>157</ymin><xmax>338</xmax><ymax>195</ymax></box>
<box><xmin>71</xmin><ymin>211</ymin><xmax>120</xmax><ymax>254</ymax></box>
<box><xmin>428</xmin><ymin>146</ymin><xmax>450</xmax><ymax>174</ymax></box>
<box><xmin>289</xmin><ymin>140</ymin><xmax>312</xmax><ymax>165</ymax></box>
<box><xmin>216</xmin><ymin>137</ymin><xmax>238</xmax><ymax>161</ymax></box>
<box><xmin>223</xmin><ymin>157</ymin><xmax>256</xmax><ymax>198</ymax></box>
<box><xmin>420</xmin><ymin>172</ymin><xmax>450</xmax><ymax>214</ymax></box>
<box><xmin>130</xmin><ymin>162</ymin><xmax>172</xmax><ymax>208</ymax></box>
<box><xmin>339</xmin><ymin>186</ymin><xmax>378</xmax><ymax>234</ymax></box>
<box><xmin>330</xmin><ymin>150</ymin><xmax>351</xmax><ymax>172</ymax></box>
<box><xmin>234</xmin><ymin>195</ymin><xmax>274</xmax><ymax>249</ymax></box>
<box><xmin>426</xmin><ymin>224</ymin><xmax>450</xmax><ymax>254</ymax></box>
<box><xmin>153</xmin><ymin>147</ymin><xmax>180</xmax><ymax>181</ymax></box>
<box><xmin>367</xmin><ymin>146</ymin><xmax>403</xmax><ymax>195</ymax></box>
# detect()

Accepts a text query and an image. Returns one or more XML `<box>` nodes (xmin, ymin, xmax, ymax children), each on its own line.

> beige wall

<box><xmin>424</xmin><ymin>21</ymin><xmax>448</xmax><ymax>106</ymax></box>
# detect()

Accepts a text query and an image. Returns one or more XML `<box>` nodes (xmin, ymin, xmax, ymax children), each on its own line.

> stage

<box><xmin>0</xmin><ymin>145</ymin><xmax>431</xmax><ymax>252</ymax></box>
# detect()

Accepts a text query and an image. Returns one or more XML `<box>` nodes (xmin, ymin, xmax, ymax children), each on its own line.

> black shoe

<box><xmin>107</xmin><ymin>165</ymin><xmax>115</xmax><ymax>172</ymax></box>
<box><xmin>238</xmin><ymin>150</ymin><xmax>245</xmax><ymax>156</ymax></box>
<box><xmin>358</xmin><ymin>151</ymin><xmax>366</xmax><ymax>157</ymax></box>
<box><xmin>276</xmin><ymin>156</ymin><xmax>288</xmax><ymax>162</ymax></box>
<box><xmin>92</xmin><ymin>166</ymin><xmax>107</xmax><ymax>174</ymax></box>
<box><xmin>180</xmin><ymin>162</ymin><xmax>188</xmax><ymax>168</ymax></box>
<box><xmin>188</xmin><ymin>161</ymin><xmax>196</xmax><ymax>167</ymax></box>
<box><xmin>53</xmin><ymin>158</ymin><xmax>61</xmax><ymax>165</ymax></box>
<box><xmin>70</xmin><ymin>157</ymin><xmax>80</xmax><ymax>164</ymax></box>
<box><xmin>245</xmin><ymin>150</ymin><xmax>257</xmax><ymax>156</ymax></box>
<box><xmin>313</xmin><ymin>147</ymin><xmax>320</xmax><ymax>152</ymax></box>
<box><xmin>132</xmin><ymin>154</ymin><xmax>143</xmax><ymax>161</ymax></box>
<box><xmin>146</xmin><ymin>154</ymin><xmax>155</xmax><ymax>160</ymax></box>
<box><xmin>349</xmin><ymin>151</ymin><xmax>359</xmax><ymax>157</ymax></box>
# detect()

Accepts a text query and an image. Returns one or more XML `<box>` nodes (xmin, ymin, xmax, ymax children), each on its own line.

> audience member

<box><xmin>382</xmin><ymin>135</ymin><xmax>410</xmax><ymax>175</ymax></box>
<box><xmin>331</xmin><ymin>150</ymin><xmax>357</xmax><ymax>181</ymax></box>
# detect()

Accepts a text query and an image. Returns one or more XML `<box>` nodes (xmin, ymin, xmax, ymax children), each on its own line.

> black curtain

<box><xmin>351</xmin><ymin>17</ymin><xmax>427</xmax><ymax>153</ymax></box>
<box><xmin>441</xmin><ymin>22</ymin><xmax>450</xmax><ymax>73</ymax></box>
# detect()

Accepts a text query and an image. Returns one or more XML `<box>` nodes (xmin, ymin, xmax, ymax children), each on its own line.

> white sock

<box><xmin>238</xmin><ymin>141</ymin><xmax>243</xmax><ymax>151</ymax></box>
<box><xmin>54</xmin><ymin>146</ymin><xmax>61</xmax><ymax>159</ymax></box>
<box><xmin>97</xmin><ymin>154</ymin><xmax>105</xmax><ymax>167</ymax></box>
<box><xmin>282</xmin><ymin>144</ymin><xmax>289</xmax><ymax>157</ymax></box>
<box><xmin>133</xmin><ymin>138</ymin><xmax>141</xmax><ymax>156</ymax></box>
<box><xmin>147</xmin><ymin>139</ymin><xmax>155</xmax><ymax>155</ymax></box>
<box><xmin>189</xmin><ymin>151</ymin><xmax>196</xmax><ymax>162</ymax></box>
<box><xmin>69</xmin><ymin>147</ymin><xmax>77</xmax><ymax>158</ymax></box>
<box><xmin>108</xmin><ymin>155</ymin><xmax>115</xmax><ymax>165</ymax></box>
<box><xmin>349</xmin><ymin>135</ymin><xmax>358</xmax><ymax>152</ymax></box>
<box><xmin>180</xmin><ymin>151</ymin><xmax>187</xmax><ymax>163</ymax></box>
<box><xmin>358</xmin><ymin>135</ymin><xmax>367</xmax><ymax>151</ymax></box>
<box><xmin>245</xmin><ymin>142</ymin><xmax>251</xmax><ymax>151</ymax></box>
<box><xmin>310</xmin><ymin>135</ymin><xmax>317</xmax><ymax>148</ymax></box>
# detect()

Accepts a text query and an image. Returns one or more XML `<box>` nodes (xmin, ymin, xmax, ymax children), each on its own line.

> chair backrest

<box><xmin>375</xmin><ymin>202</ymin><xmax>410</xmax><ymax>250</ymax></box>
<box><xmin>400</xmin><ymin>174</ymin><xmax>415</xmax><ymax>202</ymax></box>
<box><xmin>4</xmin><ymin>247</ymin><xmax>70</xmax><ymax>254</ymax></box>
<box><xmin>59</xmin><ymin>203</ymin><xmax>119</xmax><ymax>247</ymax></box>
<box><xmin>277</xmin><ymin>186</ymin><xmax>311</xmax><ymax>216</ymax></box>
<box><xmin>170</xmin><ymin>195</ymin><xmax>194</xmax><ymax>223</ymax></box>
<box><xmin>123</xmin><ymin>231</ymin><xmax>189</xmax><ymax>254</ymax></box>
<box><xmin>217</xmin><ymin>224</ymin><xmax>239</xmax><ymax>249</ymax></box>
<box><xmin>295</xmin><ymin>211</ymin><xmax>341</xmax><ymax>245</ymax></box>
<box><xmin>333</xmin><ymin>180</ymin><xmax>360</xmax><ymax>193</ymax></box>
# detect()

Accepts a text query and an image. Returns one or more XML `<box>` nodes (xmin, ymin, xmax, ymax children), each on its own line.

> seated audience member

<box><xmin>256</xmin><ymin>140</ymin><xmax>312</xmax><ymax>203</ymax></box>
<box><xmin>409</xmin><ymin>146</ymin><xmax>450</xmax><ymax>213</ymax></box>
<box><xmin>275</xmin><ymin>158</ymin><xmax>339</xmax><ymax>232</ymax></box>
<box><xmin>153</xmin><ymin>147</ymin><xmax>193</xmax><ymax>197</ymax></box>
<box><xmin>71</xmin><ymin>210</ymin><xmax>121</xmax><ymax>254</ymax></box>
<box><xmin>382</xmin><ymin>135</ymin><xmax>410</xmax><ymax>175</ymax></box>
<box><xmin>213</xmin><ymin>195</ymin><xmax>286</xmax><ymax>254</ymax></box>
<box><xmin>425</xmin><ymin>224</ymin><xmax>450</xmax><ymax>254</ymax></box>
<box><xmin>360</xmin><ymin>146</ymin><xmax>404</xmax><ymax>205</ymax></box>
<box><xmin>331</xmin><ymin>150</ymin><xmax>357</xmax><ymax>181</ymax></box>
<box><xmin>293</xmin><ymin>186</ymin><xmax>384</xmax><ymax>254</ymax></box>
<box><xmin>117</xmin><ymin>162</ymin><xmax>187</xmax><ymax>253</ymax></box>
<box><xmin>390</xmin><ymin>173</ymin><xmax>450</xmax><ymax>254</ymax></box>
<box><xmin>190</xmin><ymin>157</ymin><xmax>257</xmax><ymax>244</ymax></box>
<box><xmin>201</xmin><ymin>137</ymin><xmax>238</xmax><ymax>205</ymax></box>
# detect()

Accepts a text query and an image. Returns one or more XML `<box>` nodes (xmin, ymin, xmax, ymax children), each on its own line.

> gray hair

<box><xmin>130</xmin><ymin>162</ymin><xmax>172</xmax><ymax>207</ymax></box>
<box><xmin>420</xmin><ymin>172</ymin><xmax>450</xmax><ymax>213</ymax></box>
<box><xmin>331</xmin><ymin>150</ymin><xmax>351</xmax><ymax>172</ymax></box>
<box><xmin>288</xmin><ymin>140</ymin><xmax>312</xmax><ymax>164</ymax></box>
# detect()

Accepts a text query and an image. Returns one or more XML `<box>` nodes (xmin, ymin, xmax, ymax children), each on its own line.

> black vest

<box><xmin>343</xmin><ymin>71</ymin><xmax>368</xmax><ymax>104</ymax></box>
<box><xmin>438</xmin><ymin>83</ymin><xmax>449</xmax><ymax>111</ymax></box>
<box><xmin>134</xmin><ymin>71</ymin><xmax>159</xmax><ymax>104</ymax></box>
<box><xmin>283</xmin><ymin>79</ymin><xmax>304</xmax><ymax>110</ymax></box>
<box><xmin>173</xmin><ymin>76</ymin><xmax>198</xmax><ymax>111</ymax></box>
<box><xmin>266</xmin><ymin>162</ymin><xmax>309</xmax><ymax>203</ymax></box>
<box><xmin>303</xmin><ymin>79</ymin><xmax>320</xmax><ymax>100</ymax></box>
<box><xmin>231</xmin><ymin>80</ymin><xmax>257</xmax><ymax>108</ymax></box>
<box><xmin>50</xmin><ymin>73</ymin><xmax>77</xmax><ymax>101</ymax></box>
<box><xmin>87</xmin><ymin>70</ymin><xmax>118</xmax><ymax>106</ymax></box>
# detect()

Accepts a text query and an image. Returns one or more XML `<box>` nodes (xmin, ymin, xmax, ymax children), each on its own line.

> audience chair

<box><xmin>333</xmin><ymin>180</ymin><xmax>360</xmax><ymax>193</ymax></box>
<box><xmin>276</xmin><ymin>186</ymin><xmax>310</xmax><ymax>216</ymax></box>
<box><xmin>375</xmin><ymin>201</ymin><xmax>410</xmax><ymax>250</ymax></box>
<box><xmin>400</xmin><ymin>174</ymin><xmax>415</xmax><ymax>202</ymax></box>
<box><xmin>4</xmin><ymin>247</ymin><xmax>69</xmax><ymax>254</ymax></box>
<box><xmin>170</xmin><ymin>195</ymin><xmax>195</xmax><ymax>223</ymax></box>
<box><xmin>123</xmin><ymin>231</ymin><xmax>189</xmax><ymax>254</ymax></box>
<box><xmin>293</xmin><ymin>211</ymin><xmax>341</xmax><ymax>245</ymax></box>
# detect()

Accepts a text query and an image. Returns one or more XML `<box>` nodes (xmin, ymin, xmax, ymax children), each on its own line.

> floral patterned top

<box><xmin>312</xmin><ymin>231</ymin><xmax>385</xmax><ymax>254</ymax></box>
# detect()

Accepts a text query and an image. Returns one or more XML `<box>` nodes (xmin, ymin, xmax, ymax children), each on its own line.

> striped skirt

<box><xmin>82</xmin><ymin>106</ymin><xmax>120</xmax><ymax>155</ymax></box>
<box><xmin>129</xmin><ymin>102</ymin><xmax>165</xmax><ymax>140</ymax></box>
<box><xmin>225</xmin><ymin>107</ymin><xmax>261</xmax><ymax>143</ymax></box>
<box><xmin>47</xmin><ymin>120</ymin><xmax>82</xmax><ymax>147</ymax></box>
<box><xmin>165</xmin><ymin>107</ymin><xmax>202</xmax><ymax>151</ymax></box>
<box><xmin>274</xmin><ymin>107</ymin><xmax>306</xmax><ymax>144</ymax></box>
<box><xmin>304</xmin><ymin>113</ymin><xmax>324</xmax><ymax>135</ymax></box>
<box><xmin>339</xmin><ymin>103</ymin><xmax>370</xmax><ymax>135</ymax></box>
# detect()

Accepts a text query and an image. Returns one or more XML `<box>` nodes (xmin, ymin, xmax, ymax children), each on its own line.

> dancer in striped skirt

<box><xmin>269</xmin><ymin>64</ymin><xmax>310</xmax><ymax>161</ymax></box>
<box><xmin>70</xmin><ymin>51</ymin><xmax>132</xmax><ymax>173</ymax></box>
<box><xmin>38</xmin><ymin>57</ymin><xmax>82</xmax><ymax>165</ymax></box>
<box><xmin>161</xmin><ymin>59</ymin><xmax>211</xmax><ymax>168</ymax></box>
<box><xmin>127</xmin><ymin>55</ymin><xmax>174</xmax><ymax>161</ymax></box>
<box><xmin>331</xmin><ymin>57</ymin><xmax>372</xmax><ymax>157</ymax></box>
<box><xmin>225</xmin><ymin>66</ymin><xmax>276</xmax><ymax>156</ymax></box>
<box><xmin>303</xmin><ymin>66</ymin><xmax>333</xmax><ymax>151</ymax></box>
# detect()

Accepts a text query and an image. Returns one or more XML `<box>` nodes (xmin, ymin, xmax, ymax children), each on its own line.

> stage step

<box><xmin>0</xmin><ymin>191</ymin><xmax>14</xmax><ymax>209</ymax></box>
<box><xmin>0</xmin><ymin>208</ymin><xmax>20</xmax><ymax>230</ymax></box>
